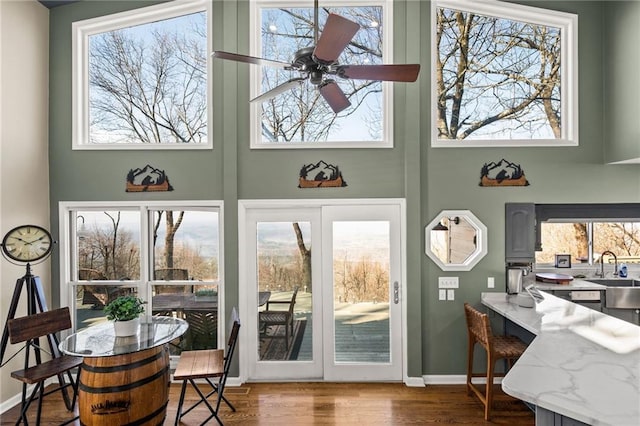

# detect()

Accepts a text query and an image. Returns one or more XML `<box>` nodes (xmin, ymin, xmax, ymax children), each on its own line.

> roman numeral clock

<box><xmin>0</xmin><ymin>224</ymin><xmax>55</xmax><ymax>367</ymax></box>
<box><xmin>2</xmin><ymin>225</ymin><xmax>53</xmax><ymax>263</ymax></box>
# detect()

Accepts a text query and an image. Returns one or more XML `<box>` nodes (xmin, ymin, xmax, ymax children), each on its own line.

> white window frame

<box><xmin>72</xmin><ymin>0</ymin><xmax>213</xmax><ymax>150</ymax></box>
<box><xmin>249</xmin><ymin>0</ymin><xmax>394</xmax><ymax>149</ymax></box>
<box><xmin>424</xmin><ymin>209</ymin><xmax>488</xmax><ymax>271</ymax></box>
<box><xmin>58</xmin><ymin>200</ymin><xmax>225</xmax><ymax>339</ymax></box>
<box><xmin>431</xmin><ymin>0</ymin><xmax>579</xmax><ymax>147</ymax></box>
<box><xmin>535</xmin><ymin>220</ymin><xmax>640</xmax><ymax>269</ymax></box>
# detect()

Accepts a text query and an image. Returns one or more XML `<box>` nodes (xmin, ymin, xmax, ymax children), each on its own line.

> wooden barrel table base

<box><xmin>78</xmin><ymin>345</ymin><xmax>169</xmax><ymax>426</ymax></box>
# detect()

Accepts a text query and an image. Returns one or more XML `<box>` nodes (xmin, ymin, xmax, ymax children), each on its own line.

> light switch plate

<box><xmin>488</xmin><ymin>277</ymin><xmax>495</xmax><ymax>288</ymax></box>
<box><xmin>439</xmin><ymin>289</ymin><xmax>447</xmax><ymax>301</ymax></box>
<box><xmin>439</xmin><ymin>277</ymin><xmax>459</xmax><ymax>289</ymax></box>
<box><xmin>447</xmin><ymin>289</ymin><xmax>455</xmax><ymax>301</ymax></box>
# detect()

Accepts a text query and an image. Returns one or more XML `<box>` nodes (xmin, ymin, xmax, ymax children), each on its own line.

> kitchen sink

<box><xmin>586</xmin><ymin>279</ymin><xmax>640</xmax><ymax>309</ymax></box>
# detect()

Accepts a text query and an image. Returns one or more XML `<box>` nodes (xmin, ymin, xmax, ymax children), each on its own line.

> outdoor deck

<box><xmin>77</xmin><ymin>290</ymin><xmax>390</xmax><ymax>363</ymax></box>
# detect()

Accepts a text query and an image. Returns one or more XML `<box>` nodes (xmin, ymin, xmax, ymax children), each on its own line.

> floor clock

<box><xmin>0</xmin><ymin>225</ymin><xmax>73</xmax><ymax>408</ymax></box>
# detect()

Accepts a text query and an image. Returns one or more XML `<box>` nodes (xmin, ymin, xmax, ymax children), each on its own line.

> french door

<box><xmin>239</xmin><ymin>200</ymin><xmax>404</xmax><ymax>382</ymax></box>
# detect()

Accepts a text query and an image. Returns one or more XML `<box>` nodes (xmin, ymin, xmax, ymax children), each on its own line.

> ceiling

<box><xmin>39</xmin><ymin>1</ymin><xmax>77</xmax><ymax>8</ymax></box>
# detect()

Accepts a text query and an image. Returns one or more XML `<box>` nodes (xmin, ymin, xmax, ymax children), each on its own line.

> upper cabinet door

<box><xmin>505</xmin><ymin>203</ymin><xmax>536</xmax><ymax>263</ymax></box>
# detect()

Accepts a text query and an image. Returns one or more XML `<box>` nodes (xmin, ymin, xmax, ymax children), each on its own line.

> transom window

<box><xmin>59</xmin><ymin>201</ymin><xmax>222</xmax><ymax>353</ymax></box>
<box><xmin>72</xmin><ymin>0</ymin><xmax>212</xmax><ymax>150</ymax></box>
<box><xmin>249</xmin><ymin>0</ymin><xmax>393</xmax><ymax>148</ymax></box>
<box><xmin>431</xmin><ymin>0</ymin><xmax>578</xmax><ymax>147</ymax></box>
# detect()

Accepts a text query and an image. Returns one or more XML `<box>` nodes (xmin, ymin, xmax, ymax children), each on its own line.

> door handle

<box><xmin>393</xmin><ymin>281</ymin><xmax>399</xmax><ymax>304</ymax></box>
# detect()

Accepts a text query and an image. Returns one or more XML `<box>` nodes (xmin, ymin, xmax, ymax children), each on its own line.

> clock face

<box><xmin>2</xmin><ymin>225</ymin><xmax>53</xmax><ymax>263</ymax></box>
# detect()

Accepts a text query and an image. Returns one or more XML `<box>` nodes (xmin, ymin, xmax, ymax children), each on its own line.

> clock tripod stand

<box><xmin>0</xmin><ymin>263</ymin><xmax>51</xmax><ymax>366</ymax></box>
<box><xmin>0</xmin><ymin>224</ymin><xmax>56</xmax><ymax>365</ymax></box>
<box><xmin>0</xmin><ymin>263</ymin><xmax>75</xmax><ymax>410</ymax></box>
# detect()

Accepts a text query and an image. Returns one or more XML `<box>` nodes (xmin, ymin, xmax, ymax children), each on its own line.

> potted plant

<box><xmin>104</xmin><ymin>295</ymin><xmax>146</xmax><ymax>336</ymax></box>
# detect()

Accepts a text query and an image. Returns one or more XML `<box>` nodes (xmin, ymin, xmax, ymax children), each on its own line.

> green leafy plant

<box><xmin>104</xmin><ymin>295</ymin><xmax>145</xmax><ymax>321</ymax></box>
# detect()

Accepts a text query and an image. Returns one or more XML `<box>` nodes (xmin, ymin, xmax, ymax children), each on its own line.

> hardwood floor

<box><xmin>1</xmin><ymin>382</ymin><xmax>534</xmax><ymax>425</ymax></box>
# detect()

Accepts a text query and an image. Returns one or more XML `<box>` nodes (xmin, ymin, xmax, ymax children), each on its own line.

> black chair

<box><xmin>173</xmin><ymin>308</ymin><xmax>240</xmax><ymax>425</ymax></box>
<box><xmin>7</xmin><ymin>307</ymin><xmax>82</xmax><ymax>425</ymax></box>
<box><xmin>259</xmin><ymin>287</ymin><xmax>298</xmax><ymax>349</ymax></box>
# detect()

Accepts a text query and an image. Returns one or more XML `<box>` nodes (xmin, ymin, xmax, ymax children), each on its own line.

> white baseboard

<box><xmin>423</xmin><ymin>375</ymin><xmax>500</xmax><ymax>385</ymax></box>
<box><xmin>0</xmin><ymin>377</ymin><xmax>58</xmax><ymax>414</ymax></box>
<box><xmin>404</xmin><ymin>376</ymin><xmax>426</xmax><ymax>387</ymax></box>
<box><xmin>0</xmin><ymin>391</ymin><xmax>23</xmax><ymax>415</ymax></box>
<box><xmin>224</xmin><ymin>377</ymin><xmax>243</xmax><ymax>387</ymax></box>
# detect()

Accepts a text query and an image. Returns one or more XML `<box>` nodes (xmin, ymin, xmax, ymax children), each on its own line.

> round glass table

<box><xmin>60</xmin><ymin>316</ymin><xmax>188</xmax><ymax>426</ymax></box>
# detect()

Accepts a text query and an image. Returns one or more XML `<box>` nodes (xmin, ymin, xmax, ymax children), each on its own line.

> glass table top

<box><xmin>59</xmin><ymin>316</ymin><xmax>188</xmax><ymax>357</ymax></box>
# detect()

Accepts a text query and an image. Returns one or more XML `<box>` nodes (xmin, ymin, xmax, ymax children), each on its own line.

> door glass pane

<box><xmin>333</xmin><ymin>221</ymin><xmax>390</xmax><ymax>363</ymax></box>
<box><xmin>256</xmin><ymin>222</ymin><xmax>311</xmax><ymax>362</ymax></box>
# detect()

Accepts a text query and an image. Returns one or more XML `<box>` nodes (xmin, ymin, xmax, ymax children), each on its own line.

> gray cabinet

<box><xmin>505</xmin><ymin>203</ymin><xmax>535</xmax><ymax>263</ymax></box>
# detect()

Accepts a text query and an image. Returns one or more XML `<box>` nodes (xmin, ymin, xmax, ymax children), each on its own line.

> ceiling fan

<box><xmin>211</xmin><ymin>0</ymin><xmax>420</xmax><ymax>114</ymax></box>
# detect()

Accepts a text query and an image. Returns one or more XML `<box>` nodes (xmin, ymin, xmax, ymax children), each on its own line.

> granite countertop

<box><xmin>481</xmin><ymin>291</ymin><xmax>640</xmax><ymax>426</ymax></box>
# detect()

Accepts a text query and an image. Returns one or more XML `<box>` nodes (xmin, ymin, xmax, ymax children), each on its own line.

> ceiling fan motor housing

<box><xmin>291</xmin><ymin>46</ymin><xmax>332</xmax><ymax>85</ymax></box>
<box><xmin>292</xmin><ymin>47</ymin><xmax>317</xmax><ymax>70</ymax></box>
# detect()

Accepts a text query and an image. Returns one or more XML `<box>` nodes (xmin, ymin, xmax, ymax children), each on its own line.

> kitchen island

<box><xmin>482</xmin><ymin>291</ymin><xmax>639</xmax><ymax>426</ymax></box>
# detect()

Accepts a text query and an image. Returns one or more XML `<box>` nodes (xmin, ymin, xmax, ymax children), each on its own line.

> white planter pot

<box><xmin>113</xmin><ymin>317</ymin><xmax>140</xmax><ymax>337</ymax></box>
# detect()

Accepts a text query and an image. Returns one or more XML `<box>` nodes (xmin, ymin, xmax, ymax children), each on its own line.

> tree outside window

<box><xmin>432</xmin><ymin>0</ymin><xmax>577</xmax><ymax>147</ymax></box>
<box><xmin>252</xmin><ymin>1</ymin><xmax>391</xmax><ymax>147</ymax></box>
<box><xmin>536</xmin><ymin>222</ymin><xmax>640</xmax><ymax>266</ymax></box>
<box><xmin>73</xmin><ymin>1</ymin><xmax>211</xmax><ymax>149</ymax></box>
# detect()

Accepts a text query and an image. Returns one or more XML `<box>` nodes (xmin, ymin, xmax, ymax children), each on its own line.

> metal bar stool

<box><xmin>463</xmin><ymin>302</ymin><xmax>528</xmax><ymax>420</ymax></box>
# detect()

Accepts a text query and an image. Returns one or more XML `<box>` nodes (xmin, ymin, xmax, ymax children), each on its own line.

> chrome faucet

<box><xmin>597</xmin><ymin>250</ymin><xmax>618</xmax><ymax>278</ymax></box>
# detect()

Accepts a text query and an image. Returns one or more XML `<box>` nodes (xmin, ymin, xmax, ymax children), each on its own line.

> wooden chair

<box><xmin>259</xmin><ymin>287</ymin><xmax>298</xmax><ymax>349</ymax></box>
<box><xmin>173</xmin><ymin>308</ymin><xmax>240</xmax><ymax>426</ymax></box>
<box><xmin>7</xmin><ymin>307</ymin><xmax>83</xmax><ymax>425</ymax></box>
<box><xmin>463</xmin><ymin>303</ymin><xmax>527</xmax><ymax>421</ymax></box>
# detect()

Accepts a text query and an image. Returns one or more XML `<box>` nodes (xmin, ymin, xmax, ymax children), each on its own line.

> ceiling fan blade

<box><xmin>212</xmin><ymin>51</ymin><xmax>290</xmax><ymax>69</ymax></box>
<box><xmin>313</xmin><ymin>14</ymin><xmax>360</xmax><ymax>65</ymax></box>
<box><xmin>336</xmin><ymin>64</ymin><xmax>421</xmax><ymax>82</ymax></box>
<box><xmin>319</xmin><ymin>81</ymin><xmax>351</xmax><ymax>113</ymax></box>
<box><xmin>250</xmin><ymin>78</ymin><xmax>305</xmax><ymax>103</ymax></box>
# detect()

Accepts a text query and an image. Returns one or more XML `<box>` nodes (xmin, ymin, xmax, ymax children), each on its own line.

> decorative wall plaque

<box><xmin>126</xmin><ymin>165</ymin><xmax>173</xmax><ymax>192</ymax></box>
<box><xmin>479</xmin><ymin>159</ymin><xmax>529</xmax><ymax>187</ymax></box>
<box><xmin>298</xmin><ymin>161</ymin><xmax>347</xmax><ymax>188</ymax></box>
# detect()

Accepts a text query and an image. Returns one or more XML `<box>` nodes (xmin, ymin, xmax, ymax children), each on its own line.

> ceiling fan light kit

<box><xmin>211</xmin><ymin>1</ymin><xmax>420</xmax><ymax>114</ymax></box>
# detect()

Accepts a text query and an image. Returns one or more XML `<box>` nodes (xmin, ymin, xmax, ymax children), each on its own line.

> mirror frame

<box><xmin>425</xmin><ymin>209</ymin><xmax>488</xmax><ymax>271</ymax></box>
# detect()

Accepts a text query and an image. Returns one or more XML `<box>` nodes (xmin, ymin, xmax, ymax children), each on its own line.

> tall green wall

<box><xmin>48</xmin><ymin>0</ymin><xmax>639</xmax><ymax>379</ymax></box>
<box><xmin>604</xmin><ymin>0</ymin><xmax>640</xmax><ymax>163</ymax></box>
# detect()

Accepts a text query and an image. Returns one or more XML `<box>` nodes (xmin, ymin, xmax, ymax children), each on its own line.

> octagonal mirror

<box><xmin>425</xmin><ymin>210</ymin><xmax>488</xmax><ymax>271</ymax></box>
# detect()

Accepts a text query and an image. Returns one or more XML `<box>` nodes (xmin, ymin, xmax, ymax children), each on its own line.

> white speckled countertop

<box><xmin>532</xmin><ymin>278</ymin><xmax>607</xmax><ymax>291</ymax></box>
<box><xmin>482</xmin><ymin>291</ymin><xmax>640</xmax><ymax>426</ymax></box>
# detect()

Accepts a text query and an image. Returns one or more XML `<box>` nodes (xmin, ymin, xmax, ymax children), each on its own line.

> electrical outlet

<box><xmin>447</xmin><ymin>289</ymin><xmax>455</xmax><ymax>301</ymax></box>
<box><xmin>438</xmin><ymin>277</ymin><xmax>459</xmax><ymax>289</ymax></box>
<box><xmin>439</xmin><ymin>289</ymin><xmax>447</xmax><ymax>301</ymax></box>
<box><xmin>487</xmin><ymin>277</ymin><xmax>495</xmax><ymax>288</ymax></box>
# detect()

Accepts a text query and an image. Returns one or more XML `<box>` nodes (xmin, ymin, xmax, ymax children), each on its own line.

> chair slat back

<box><xmin>463</xmin><ymin>303</ymin><xmax>493</xmax><ymax>349</ymax></box>
<box><xmin>8</xmin><ymin>307</ymin><xmax>72</xmax><ymax>344</ymax></box>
